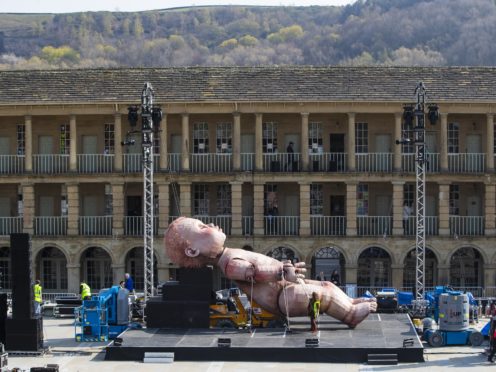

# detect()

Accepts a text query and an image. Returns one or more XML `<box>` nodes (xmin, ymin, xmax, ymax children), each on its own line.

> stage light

<box><xmin>403</xmin><ymin>105</ymin><xmax>414</xmax><ymax>126</ymax></box>
<box><xmin>128</xmin><ymin>106</ymin><xmax>138</xmax><ymax>127</ymax></box>
<box><xmin>428</xmin><ymin>104</ymin><xmax>439</xmax><ymax>125</ymax></box>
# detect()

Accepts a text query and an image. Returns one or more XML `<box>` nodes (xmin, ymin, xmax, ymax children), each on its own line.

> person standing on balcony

<box><xmin>403</xmin><ymin>202</ymin><xmax>412</xmax><ymax>235</ymax></box>
<box><xmin>286</xmin><ymin>141</ymin><xmax>295</xmax><ymax>171</ymax></box>
<box><xmin>33</xmin><ymin>279</ymin><xmax>42</xmax><ymax>316</ymax></box>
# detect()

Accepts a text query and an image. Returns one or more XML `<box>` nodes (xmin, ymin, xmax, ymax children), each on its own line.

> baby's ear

<box><xmin>185</xmin><ymin>246</ymin><xmax>200</xmax><ymax>258</ymax></box>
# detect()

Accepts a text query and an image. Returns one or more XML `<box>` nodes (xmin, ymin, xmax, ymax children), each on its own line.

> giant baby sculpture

<box><xmin>165</xmin><ymin>217</ymin><xmax>377</xmax><ymax>328</ymax></box>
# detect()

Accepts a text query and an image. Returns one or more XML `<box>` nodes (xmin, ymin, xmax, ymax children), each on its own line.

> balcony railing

<box><xmin>450</xmin><ymin>216</ymin><xmax>485</xmax><ymax>236</ymax></box>
<box><xmin>242</xmin><ymin>216</ymin><xmax>253</xmax><ymax>235</ymax></box>
<box><xmin>0</xmin><ymin>217</ymin><xmax>23</xmax><ymax>235</ymax></box>
<box><xmin>124</xmin><ymin>216</ymin><xmax>159</xmax><ymax>236</ymax></box>
<box><xmin>263</xmin><ymin>153</ymin><xmax>300</xmax><ymax>172</ymax></box>
<box><xmin>264</xmin><ymin>216</ymin><xmax>299</xmax><ymax>235</ymax></box>
<box><xmin>403</xmin><ymin>216</ymin><xmax>439</xmax><ymax>236</ymax></box>
<box><xmin>356</xmin><ymin>153</ymin><xmax>393</xmax><ymax>172</ymax></box>
<box><xmin>309</xmin><ymin>153</ymin><xmax>347</xmax><ymax>172</ymax></box>
<box><xmin>190</xmin><ymin>153</ymin><xmax>232</xmax><ymax>173</ymax></box>
<box><xmin>0</xmin><ymin>155</ymin><xmax>24</xmax><ymax>174</ymax></box>
<box><xmin>402</xmin><ymin>153</ymin><xmax>440</xmax><ymax>173</ymax></box>
<box><xmin>193</xmin><ymin>215</ymin><xmax>232</xmax><ymax>235</ymax></box>
<box><xmin>167</xmin><ymin>153</ymin><xmax>181</xmax><ymax>172</ymax></box>
<box><xmin>33</xmin><ymin>155</ymin><xmax>69</xmax><ymax>174</ymax></box>
<box><xmin>448</xmin><ymin>153</ymin><xmax>485</xmax><ymax>173</ymax></box>
<box><xmin>310</xmin><ymin>216</ymin><xmax>346</xmax><ymax>235</ymax></box>
<box><xmin>123</xmin><ymin>154</ymin><xmax>160</xmax><ymax>173</ymax></box>
<box><xmin>357</xmin><ymin>216</ymin><xmax>393</xmax><ymax>236</ymax></box>
<box><xmin>77</xmin><ymin>154</ymin><xmax>113</xmax><ymax>173</ymax></box>
<box><xmin>79</xmin><ymin>216</ymin><xmax>113</xmax><ymax>236</ymax></box>
<box><xmin>241</xmin><ymin>153</ymin><xmax>255</xmax><ymax>171</ymax></box>
<box><xmin>34</xmin><ymin>216</ymin><xmax>67</xmax><ymax>236</ymax></box>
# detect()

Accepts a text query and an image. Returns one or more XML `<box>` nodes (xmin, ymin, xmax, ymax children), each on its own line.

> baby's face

<box><xmin>176</xmin><ymin>217</ymin><xmax>226</xmax><ymax>258</ymax></box>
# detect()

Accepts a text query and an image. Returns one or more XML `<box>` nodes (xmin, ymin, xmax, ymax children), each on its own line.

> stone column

<box><xmin>440</xmin><ymin>113</ymin><xmax>448</xmax><ymax>172</ymax></box>
<box><xmin>25</xmin><ymin>115</ymin><xmax>33</xmax><ymax>172</ymax></box>
<box><xmin>394</xmin><ymin>112</ymin><xmax>402</xmax><ymax>172</ymax></box>
<box><xmin>69</xmin><ymin>115</ymin><xmax>77</xmax><ymax>172</ymax></box>
<box><xmin>179</xmin><ymin>181</ymin><xmax>191</xmax><ymax>216</ymax></box>
<box><xmin>253</xmin><ymin>182</ymin><xmax>265</xmax><ymax>235</ymax></box>
<box><xmin>347</xmin><ymin>113</ymin><xmax>356</xmax><ymax>171</ymax></box>
<box><xmin>485</xmin><ymin>183</ymin><xmax>496</xmax><ymax>235</ymax></box>
<box><xmin>346</xmin><ymin>181</ymin><xmax>357</xmax><ymax>236</ymax></box>
<box><xmin>157</xmin><ymin>181</ymin><xmax>170</xmax><ymax>231</ymax></box>
<box><xmin>159</xmin><ymin>113</ymin><xmax>168</xmax><ymax>170</ymax></box>
<box><xmin>484</xmin><ymin>264</ymin><xmax>496</xmax><ymax>288</ymax></box>
<box><xmin>345</xmin><ymin>264</ymin><xmax>358</xmax><ymax>285</ymax></box>
<box><xmin>392</xmin><ymin>181</ymin><xmax>405</xmax><ymax>235</ymax></box>
<box><xmin>114</xmin><ymin>113</ymin><xmax>123</xmax><ymax>172</ymax></box>
<box><xmin>112</xmin><ymin>264</ymin><xmax>125</xmax><ymax>287</ymax></box>
<box><xmin>438</xmin><ymin>183</ymin><xmax>450</xmax><ymax>236</ymax></box>
<box><xmin>486</xmin><ymin>113</ymin><xmax>494</xmax><ymax>172</ymax></box>
<box><xmin>66</xmin><ymin>264</ymin><xmax>81</xmax><ymax>294</ymax></box>
<box><xmin>111</xmin><ymin>182</ymin><xmax>125</xmax><ymax>236</ymax></box>
<box><xmin>300</xmin><ymin>113</ymin><xmax>309</xmax><ymax>171</ymax></box>
<box><xmin>299</xmin><ymin>182</ymin><xmax>310</xmax><ymax>236</ymax></box>
<box><xmin>232</xmin><ymin>112</ymin><xmax>241</xmax><ymax>171</ymax></box>
<box><xmin>255</xmin><ymin>113</ymin><xmax>263</xmax><ymax>171</ymax></box>
<box><xmin>437</xmin><ymin>264</ymin><xmax>450</xmax><ymax>286</ymax></box>
<box><xmin>181</xmin><ymin>113</ymin><xmax>190</xmax><ymax>171</ymax></box>
<box><xmin>22</xmin><ymin>183</ymin><xmax>35</xmax><ymax>234</ymax></box>
<box><xmin>230</xmin><ymin>181</ymin><xmax>243</xmax><ymax>235</ymax></box>
<box><xmin>391</xmin><ymin>264</ymin><xmax>404</xmax><ymax>289</ymax></box>
<box><xmin>66</xmin><ymin>183</ymin><xmax>79</xmax><ymax>235</ymax></box>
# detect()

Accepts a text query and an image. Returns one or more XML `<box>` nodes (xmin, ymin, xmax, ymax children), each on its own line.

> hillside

<box><xmin>1</xmin><ymin>0</ymin><xmax>496</xmax><ymax>69</ymax></box>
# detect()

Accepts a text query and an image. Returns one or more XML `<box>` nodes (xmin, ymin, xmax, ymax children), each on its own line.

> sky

<box><xmin>0</xmin><ymin>0</ymin><xmax>355</xmax><ymax>13</ymax></box>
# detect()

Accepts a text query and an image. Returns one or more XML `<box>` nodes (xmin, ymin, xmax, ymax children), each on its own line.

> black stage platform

<box><xmin>105</xmin><ymin>313</ymin><xmax>424</xmax><ymax>363</ymax></box>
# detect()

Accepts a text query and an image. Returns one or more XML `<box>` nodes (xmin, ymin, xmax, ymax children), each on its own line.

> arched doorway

<box><xmin>0</xmin><ymin>247</ymin><xmax>10</xmax><ymax>290</ymax></box>
<box><xmin>267</xmin><ymin>246</ymin><xmax>299</xmax><ymax>263</ymax></box>
<box><xmin>125</xmin><ymin>247</ymin><xmax>158</xmax><ymax>291</ymax></box>
<box><xmin>403</xmin><ymin>248</ymin><xmax>437</xmax><ymax>289</ymax></box>
<box><xmin>80</xmin><ymin>247</ymin><xmax>113</xmax><ymax>291</ymax></box>
<box><xmin>36</xmin><ymin>247</ymin><xmax>68</xmax><ymax>291</ymax></box>
<box><xmin>450</xmin><ymin>247</ymin><xmax>483</xmax><ymax>288</ymax></box>
<box><xmin>357</xmin><ymin>247</ymin><xmax>391</xmax><ymax>287</ymax></box>
<box><xmin>312</xmin><ymin>247</ymin><xmax>345</xmax><ymax>284</ymax></box>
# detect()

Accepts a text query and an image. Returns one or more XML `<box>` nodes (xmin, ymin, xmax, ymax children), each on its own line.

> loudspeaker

<box><xmin>145</xmin><ymin>299</ymin><xmax>210</xmax><ymax>328</ymax></box>
<box><xmin>161</xmin><ymin>282</ymin><xmax>212</xmax><ymax>302</ymax></box>
<box><xmin>5</xmin><ymin>317</ymin><xmax>43</xmax><ymax>351</ymax></box>
<box><xmin>10</xmin><ymin>233</ymin><xmax>33</xmax><ymax>319</ymax></box>
<box><xmin>0</xmin><ymin>294</ymin><xmax>7</xmax><ymax>344</ymax></box>
<box><xmin>177</xmin><ymin>267</ymin><xmax>213</xmax><ymax>288</ymax></box>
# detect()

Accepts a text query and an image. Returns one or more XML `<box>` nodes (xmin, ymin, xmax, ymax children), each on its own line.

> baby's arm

<box><xmin>223</xmin><ymin>257</ymin><xmax>305</xmax><ymax>283</ymax></box>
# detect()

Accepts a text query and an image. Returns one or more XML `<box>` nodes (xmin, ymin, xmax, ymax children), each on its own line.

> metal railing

<box><xmin>190</xmin><ymin>153</ymin><xmax>232</xmax><ymax>173</ymax></box>
<box><xmin>448</xmin><ymin>153</ymin><xmax>485</xmax><ymax>173</ymax></box>
<box><xmin>124</xmin><ymin>216</ymin><xmax>159</xmax><ymax>236</ymax></box>
<box><xmin>309</xmin><ymin>153</ymin><xmax>347</xmax><ymax>172</ymax></box>
<box><xmin>167</xmin><ymin>153</ymin><xmax>181</xmax><ymax>172</ymax></box>
<box><xmin>263</xmin><ymin>153</ymin><xmax>300</xmax><ymax>172</ymax></box>
<box><xmin>79</xmin><ymin>216</ymin><xmax>113</xmax><ymax>236</ymax></box>
<box><xmin>264</xmin><ymin>215</ymin><xmax>299</xmax><ymax>235</ymax></box>
<box><xmin>242</xmin><ymin>216</ymin><xmax>253</xmax><ymax>235</ymax></box>
<box><xmin>193</xmin><ymin>215</ymin><xmax>232</xmax><ymax>235</ymax></box>
<box><xmin>123</xmin><ymin>154</ymin><xmax>160</xmax><ymax>173</ymax></box>
<box><xmin>42</xmin><ymin>292</ymin><xmax>78</xmax><ymax>303</ymax></box>
<box><xmin>402</xmin><ymin>153</ymin><xmax>440</xmax><ymax>173</ymax></box>
<box><xmin>403</xmin><ymin>216</ymin><xmax>439</xmax><ymax>236</ymax></box>
<box><xmin>356</xmin><ymin>153</ymin><xmax>393</xmax><ymax>172</ymax></box>
<box><xmin>241</xmin><ymin>153</ymin><xmax>255</xmax><ymax>171</ymax></box>
<box><xmin>450</xmin><ymin>216</ymin><xmax>485</xmax><ymax>236</ymax></box>
<box><xmin>77</xmin><ymin>154</ymin><xmax>113</xmax><ymax>173</ymax></box>
<box><xmin>357</xmin><ymin>216</ymin><xmax>393</xmax><ymax>236</ymax></box>
<box><xmin>0</xmin><ymin>217</ymin><xmax>23</xmax><ymax>235</ymax></box>
<box><xmin>0</xmin><ymin>155</ymin><xmax>24</xmax><ymax>174</ymax></box>
<box><xmin>34</xmin><ymin>216</ymin><xmax>68</xmax><ymax>236</ymax></box>
<box><xmin>33</xmin><ymin>154</ymin><xmax>69</xmax><ymax>174</ymax></box>
<box><xmin>310</xmin><ymin>216</ymin><xmax>346</xmax><ymax>235</ymax></box>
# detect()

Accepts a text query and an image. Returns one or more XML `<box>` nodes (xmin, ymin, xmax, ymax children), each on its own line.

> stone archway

<box><xmin>403</xmin><ymin>248</ymin><xmax>438</xmax><ymax>289</ymax></box>
<box><xmin>80</xmin><ymin>247</ymin><xmax>113</xmax><ymax>291</ymax></box>
<box><xmin>35</xmin><ymin>246</ymin><xmax>68</xmax><ymax>291</ymax></box>
<box><xmin>267</xmin><ymin>246</ymin><xmax>299</xmax><ymax>263</ymax></box>
<box><xmin>0</xmin><ymin>247</ymin><xmax>10</xmax><ymax>290</ymax></box>
<box><xmin>312</xmin><ymin>246</ymin><xmax>345</xmax><ymax>284</ymax></box>
<box><xmin>450</xmin><ymin>247</ymin><xmax>483</xmax><ymax>288</ymax></box>
<box><xmin>357</xmin><ymin>247</ymin><xmax>391</xmax><ymax>287</ymax></box>
<box><xmin>125</xmin><ymin>247</ymin><xmax>158</xmax><ymax>291</ymax></box>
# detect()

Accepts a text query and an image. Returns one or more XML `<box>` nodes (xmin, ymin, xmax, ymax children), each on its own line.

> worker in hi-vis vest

<box><xmin>80</xmin><ymin>281</ymin><xmax>91</xmax><ymax>301</ymax></box>
<box><xmin>33</xmin><ymin>279</ymin><xmax>42</xmax><ymax>315</ymax></box>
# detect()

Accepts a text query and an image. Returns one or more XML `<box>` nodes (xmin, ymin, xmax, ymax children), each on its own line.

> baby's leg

<box><xmin>303</xmin><ymin>279</ymin><xmax>376</xmax><ymax>306</ymax></box>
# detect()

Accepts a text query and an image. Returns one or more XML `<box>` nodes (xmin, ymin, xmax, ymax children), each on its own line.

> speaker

<box><xmin>145</xmin><ymin>299</ymin><xmax>210</xmax><ymax>329</ymax></box>
<box><xmin>5</xmin><ymin>317</ymin><xmax>43</xmax><ymax>351</ymax></box>
<box><xmin>10</xmin><ymin>233</ymin><xmax>33</xmax><ymax>319</ymax></box>
<box><xmin>161</xmin><ymin>282</ymin><xmax>212</xmax><ymax>302</ymax></box>
<box><xmin>177</xmin><ymin>267</ymin><xmax>213</xmax><ymax>288</ymax></box>
<box><xmin>0</xmin><ymin>294</ymin><xmax>7</xmax><ymax>344</ymax></box>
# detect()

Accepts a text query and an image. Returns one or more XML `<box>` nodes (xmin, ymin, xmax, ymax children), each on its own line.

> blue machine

<box><xmin>75</xmin><ymin>285</ymin><xmax>130</xmax><ymax>342</ymax></box>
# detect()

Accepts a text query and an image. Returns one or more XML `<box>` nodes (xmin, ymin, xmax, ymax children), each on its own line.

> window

<box><xmin>310</xmin><ymin>184</ymin><xmax>323</xmax><ymax>215</ymax></box>
<box><xmin>83</xmin><ymin>247</ymin><xmax>112</xmax><ymax>290</ymax></box>
<box><xmin>193</xmin><ymin>122</ymin><xmax>209</xmax><ymax>153</ymax></box>
<box><xmin>216</xmin><ymin>122</ymin><xmax>232</xmax><ymax>153</ymax></box>
<box><xmin>193</xmin><ymin>184</ymin><xmax>209</xmax><ymax>215</ymax></box>
<box><xmin>104</xmin><ymin>123</ymin><xmax>115</xmax><ymax>154</ymax></box>
<box><xmin>264</xmin><ymin>184</ymin><xmax>278</xmax><ymax>215</ymax></box>
<box><xmin>17</xmin><ymin>124</ymin><xmax>25</xmax><ymax>155</ymax></box>
<box><xmin>402</xmin><ymin>118</ymin><xmax>414</xmax><ymax>154</ymax></box>
<box><xmin>448</xmin><ymin>122</ymin><xmax>459</xmax><ymax>153</ymax></box>
<box><xmin>216</xmin><ymin>184</ymin><xmax>231</xmax><ymax>215</ymax></box>
<box><xmin>104</xmin><ymin>184</ymin><xmax>113</xmax><ymax>216</ymax></box>
<box><xmin>308</xmin><ymin>122</ymin><xmax>323</xmax><ymax>153</ymax></box>
<box><xmin>263</xmin><ymin>122</ymin><xmax>278</xmax><ymax>153</ymax></box>
<box><xmin>404</xmin><ymin>183</ymin><xmax>414</xmax><ymax>208</ymax></box>
<box><xmin>60</xmin><ymin>124</ymin><xmax>70</xmax><ymax>155</ymax></box>
<box><xmin>355</xmin><ymin>122</ymin><xmax>368</xmax><ymax>154</ymax></box>
<box><xmin>40</xmin><ymin>247</ymin><xmax>67</xmax><ymax>290</ymax></box>
<box><xmin>357</xmin><ymin>183</ymin><xmax>369</xmax><ymax>216</ymax></box>
<box><xmin>449</xmin><ymin>184</ymin><xmax>459</xmax><ymax>215</ymax></box>
<box><xmin>0</xmin><ymin>247</ymin><xmax>10</xmax><ymax>290</ymax></box>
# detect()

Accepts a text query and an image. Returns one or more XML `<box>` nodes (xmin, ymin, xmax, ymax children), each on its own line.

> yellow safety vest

<box><xmin>33</xmin><ymin>284</ymin><xmax>42</xmax><ymax>303</ymax></box>
<box><xmin>81</xmin><ymin>283</ymin><xmax>91</xmax><ymax>299</ymax></box>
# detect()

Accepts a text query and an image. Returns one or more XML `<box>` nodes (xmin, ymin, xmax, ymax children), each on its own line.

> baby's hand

<box><xmin>282</xmin><ymin>260</ymin><xmax>306</xmax><ymax>283</ymax></box>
